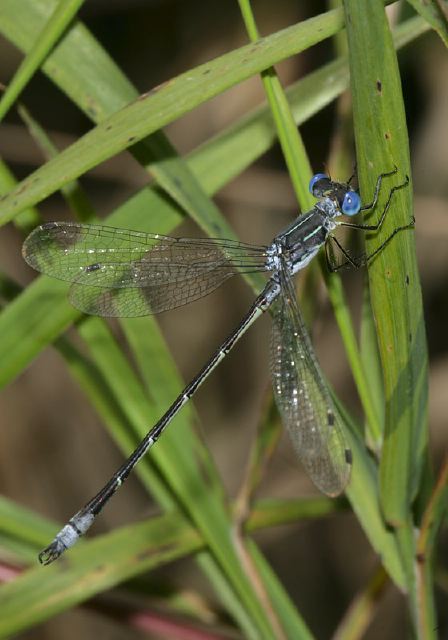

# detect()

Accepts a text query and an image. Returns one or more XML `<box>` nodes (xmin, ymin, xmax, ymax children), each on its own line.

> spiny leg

<box><xmin>346</xmin><ymin>163</ymin><xmax>358</xmax><ymax>188</ymax></box>
<box><xmin>340</xmin><ymin>173</ymin><xmax>409</xmax><ymax>232</ymax></box>
<box><xmin>325</xmin><ymin>234</ymin><xmax>362</xmax><ymax>272</ymax></box>
<box><xmin>326</xmin><ymin>168</ymin><xmax>404</xmax><ymax>272</ymax></box>
<box><xmin>360</xmin><ymin>166</ymin><xmax>398</xmax><ymax>212</ymax></box>
<box><xmin>326</xmin><ymin>216</ymin><xmax>415</xmax><ymax>273</ymax></box>
<box><xmin>325</xmin><ymin>167</ymin><xmax>412</xmax><ymax>272</ymax></box>
<box><xmin>357</xmin><ymin>215</ymin><xmax>415</xmax><ymax>266</ymax></box>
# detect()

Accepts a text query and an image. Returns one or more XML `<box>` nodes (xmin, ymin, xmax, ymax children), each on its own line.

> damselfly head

<box><xmin>309</xmin><ymin>173</ymin><xmax>361</xmax><ymax>217</ymax></box>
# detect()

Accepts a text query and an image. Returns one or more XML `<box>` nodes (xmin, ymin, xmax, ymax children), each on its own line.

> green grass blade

<box><xmin>246</xmin><ymin>496</ymin><xmax>347</xmax><ymax>530</ymax></box>
<box><xmin>359</xmin><ymin>283</ymin><xmax>385</xmax><ymax>446</ymax></box>
<box><xmin>322</xmin><ymin>269</ymin><xmax>383</xmax><ymax>446</ymax></box>
<box><xmin>57</xmin><ymin>325</ymin><xmax>177</xmax><ymax>507</ymax></box>
<box><xmin>246</xmin><ymin>541</ymin><xmax>314</xmax><ymax>640</ymax></box>
<box><xmin>415</xmin><ymin>458</ymin><xmax>448</xmax><ymax>637</ymax></box>
<box><xmin>75</xmin><ymin>317</ymin><xmax>224</xmax><ymax>500</ymax></box>
<box><xmin>0</xmin><ymin>496</ymin><xmax>58</xmax><ymax>564</ymax></box>
<box><xmin>238</xmin><ymin>0</ymin><xmax>382</xmax><ymax>460</ymax></box>
<box><xmin>0</xmin><ymin>0</ymin><xmax>85</xmax><ymax>123</ymax></box>
<box><xmin>342</xmin><ymin>0</ymin><xmax>430</xmax><ymax>624</ymax></box>
<box><xmin>119</xmin><ymin>316</ymin><xmax>226</xmax><ymax>502</ymax></box>
<box><xmin>235</xmin><ymin>401</ymin><xmax>282</xmax><ymax>513</ymax></box>
<box><xmin>0</xmin><ymin>277</ymin><xmax>76</xmax><ymax>388</ymax></box>
<box><xmin>17</xmin><ymin>104</ymin><xmax>96</xmax><ymax>222</ymax></box>
<box><xmin>0</xmin><ymin>276</ymin><xmax>181</xmax><ymax>513</ymax></box>
<box><xmin>338</xmin><ymin>400</ymin><xmax>406</xmax><ymax>588</ymax></box>
<box><xmin>0</xmin><ymin>159</ymin><xmax>39</xmax><ymax>232</ymax></box>
<box><xmin>0</xmin><ymin>492</ymin><xmax>348</xmax><ymax>564</ymax></box>
<box><xmin>405</xmin><ymin>0</ymin><xmax>448</xmax><ymax>46</ymax></box>
<box><xmin>343</xmin><ymin>0</ymin><xmax>429</xmax><ymax>527</ymax></box>
<box><xmin>0</xmin><ymin>513</ymin><xmax>203</xmax><ymax>639</ymax></box>
<box><xmin>238</xmin><ymin>0</ymin><xmax>313</xmax><ymax>207</ymax></box>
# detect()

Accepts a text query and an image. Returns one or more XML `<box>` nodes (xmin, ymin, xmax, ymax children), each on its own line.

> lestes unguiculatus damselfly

<box><xmin>22</xmin><ymin>168</ymin><xmax>412</xmax><ymax>564</ymax></box>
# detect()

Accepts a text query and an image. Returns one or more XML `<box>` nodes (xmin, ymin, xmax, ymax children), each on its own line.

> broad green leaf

<box><xmin>343</xmin><ymin>0</ymin><xmax>428</xmax><ymax>526</ymax></box>
<box><xmin>343</xmin><ymin>0</ymin><xmax>430</xmax><ymax>623</ymax></box>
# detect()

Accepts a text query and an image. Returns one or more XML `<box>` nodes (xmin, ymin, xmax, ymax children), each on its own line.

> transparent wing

<box><xmin>22</xmin><ymin>222</ymin><xmax>268</xmax><ymax>316</ymax></box>
<box><xmin>22</xmin><ymin>222</ymin><xmax>268</xmax><ymax>284</ymax></box>
<box><xmin>270</xmin><ymin>264</ymin><xmax>352</xmax><ymax>496</ymax></box>
<box><xmin>69</xmin><ymin>267</ymin><xmax>235</xmax><ymax>316</ymax></box>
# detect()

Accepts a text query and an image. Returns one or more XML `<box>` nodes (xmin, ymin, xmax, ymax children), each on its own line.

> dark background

<box><xmin>1</xmin><ymin>1</ymin><xmax>447</xmax><ymax>638</ymax></box>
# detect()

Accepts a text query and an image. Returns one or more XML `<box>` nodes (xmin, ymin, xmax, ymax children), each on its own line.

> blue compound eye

<box><xmin>342</xmin><ymin>190</ymin><xmax>361</xmax><ymax>216</ymax></box>
<box><xmin>309</xmin><ymin>173</ymin><xmax>328</xmax><ymax>195</ymax></box>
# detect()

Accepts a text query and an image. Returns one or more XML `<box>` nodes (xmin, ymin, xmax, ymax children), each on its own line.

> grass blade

<box><xmin>405</xmin><ymin>0</ymin><xmax>448</xmax><ymax>46</ymax></box>
<box><xmin>343</xmin><ymin>0</ymin><xmax>429</xmax><ymax>527</ymax></box>
<box><xmin>0</xmin><ymin>512</ymin><xmax>203</xmax><ymax>638</ymax></box>
<box><xmin>415</xmin><ymin>457</ymin><xmax>448</xmax><ymax>637</ymax></box>
<box><xmin>0</xmin><ymin>0</ymin><xmax>85</xmax><ymax>122</ymax></box>
<box><xmin>342</xmin><ymin>0</ymin><xmax>430</xmax><ymax>626</ymax></box>
<box><xmin>0</xmin><ymin>492</ymin><xmax>330</xmax><ymax>637</ymax></box>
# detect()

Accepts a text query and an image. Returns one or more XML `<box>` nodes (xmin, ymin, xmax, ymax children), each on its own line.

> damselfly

<box><xmin>22</xmin><ymin>168</ymin><xmax>412</xmax><ymax>564</ymax></box>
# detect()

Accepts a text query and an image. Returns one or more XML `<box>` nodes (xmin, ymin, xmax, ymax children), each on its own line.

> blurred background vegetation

<box><xmin>0</xmin><ymin>1</ymin><xmax>447</xmax><ymax>638</ymax></box>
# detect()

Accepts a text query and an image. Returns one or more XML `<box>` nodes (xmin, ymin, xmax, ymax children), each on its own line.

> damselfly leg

<box><xmin>325</xmin><ymin>170</ymin><xmax>413</xmax><ymax>272</ymax></box>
